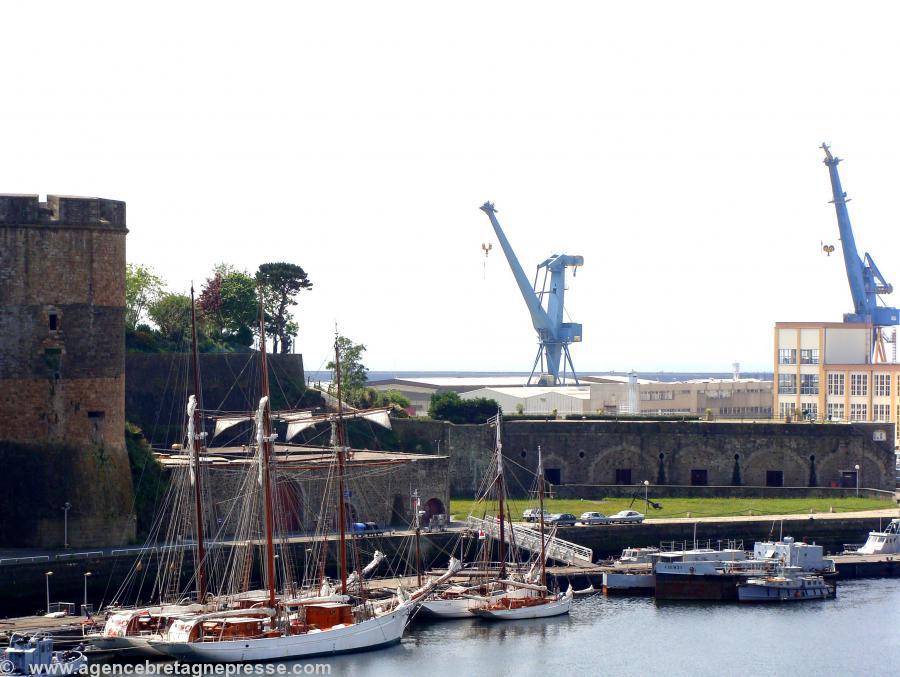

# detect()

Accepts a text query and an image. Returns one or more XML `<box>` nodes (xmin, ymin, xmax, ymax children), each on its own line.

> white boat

<box><xmin>150</xmin><ymin>603</ymin><xmax>412</xmax><ymax>661</ymax></box>
<box><xmin>470</xmin><ymin>587</ymin><xmax>573</xmax><ymax>620</ymax></box>
<box><xmin>3</xmin><ymin>633</ymin><xmax>87</xmax><ymax>675</ymax></box>
<box><xmin>856</xmin><ymin>518</ymin><xmax>900</xmax><ymax>555</ymax></box>
<box><xmin>571</xmin><ymin>584</ymin><xmax>596</xmax><ymax>597</ymax></box>
<box><xmin>737</xmin><ymin>567</ymin><xmax>832</xmax><ymax>602</ymax></box>
<box><xmin>419</xmin><ymin>586</ymin><xmax>507</xmax><ymax>619</ymax></box>
<box><xmin>87</xmin><ymin>604</ymin><xmax>205</xmax><ymax>658</ymax></box>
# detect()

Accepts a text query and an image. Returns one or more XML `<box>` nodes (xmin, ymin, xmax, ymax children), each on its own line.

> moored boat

<box><xmin>3</xmin><ymin>633</ymin><xmax>87</xmax><ymax>675</ymax></box>
<box><xmin>737</xmin><ymin>567</ymin><xmax>833</xmax><ymax>602</ymax></box>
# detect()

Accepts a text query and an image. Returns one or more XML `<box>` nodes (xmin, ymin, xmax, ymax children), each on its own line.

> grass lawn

<box><xmin>449</xmin><ymin>496</ymin><xmax>892</xmax><ymax>520</ymax></box>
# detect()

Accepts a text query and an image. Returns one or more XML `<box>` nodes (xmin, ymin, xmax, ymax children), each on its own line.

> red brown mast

<box><xmin>188</xmin><ymin>286</ymin><xmax>207</xmax><ymax>602</ymax></box>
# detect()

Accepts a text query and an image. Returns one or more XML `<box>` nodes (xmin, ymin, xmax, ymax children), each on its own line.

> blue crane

<box><xmin>821</xmin><ymin>143</ymin><xmax>899</xmax><ymax>360</ymax></box>
<box><xmin>480</xmin><ymin>201</ymin><xmax>583</xmax><ymax>385</ymax></box>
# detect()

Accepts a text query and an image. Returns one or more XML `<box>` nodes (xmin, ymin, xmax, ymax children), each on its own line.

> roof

<box><xmin>462</xmin><ymin>386</ymin><xmax>593</xmax><ymax>400</ymax></box>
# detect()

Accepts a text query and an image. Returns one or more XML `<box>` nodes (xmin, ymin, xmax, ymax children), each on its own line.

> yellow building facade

<box><xmin>773</xmin><ymin>322</ymin><xmax>900</xmax><ymax>448</ymax></box>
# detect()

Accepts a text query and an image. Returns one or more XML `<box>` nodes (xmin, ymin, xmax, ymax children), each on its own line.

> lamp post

<box><xmin>854</xmin><ymin>464</ymin><xmax>860</xmax><ymax>497</ymax></box>
<box><xmin>643</xmin><ymin>480</ymin><xmax>650</xmax><ymax>508</ymax></box>
<box><xmin>61</xmin><ymin>502</ymin><xmax>71</xmax><ymax>549</ymax></box>
<box><xmin>45</xmin><ymin>571</ymin><xmax>53</xmax><ymax>614</ymax></box>
<box><xmin>83</xmin><ymin>572</ymin><xmax>92</xmax><ymax>614</ymax></box>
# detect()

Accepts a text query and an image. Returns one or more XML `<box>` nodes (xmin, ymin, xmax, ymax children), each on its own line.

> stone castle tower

<box><xmin>0</xmin><ymin>195</ymin><xmax>136</xmax><ymax>547</ymax></box>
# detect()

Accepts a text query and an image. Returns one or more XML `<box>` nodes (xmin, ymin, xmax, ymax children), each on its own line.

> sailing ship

<box><xmin>148</xmin><ymin>309</ymin><xmax>455</xmax><ymax>661</ymax></box>
<box><xmin>420</xmin><ymin>415</ymin><xmax>572</xmax><ymax>621</ymax></box>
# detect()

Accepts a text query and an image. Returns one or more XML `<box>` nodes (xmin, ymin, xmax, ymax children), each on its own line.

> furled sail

<box><xmin>212</xmin><ymin>415</ymin><xmax>253</xmax><ymax>439</ymax></box>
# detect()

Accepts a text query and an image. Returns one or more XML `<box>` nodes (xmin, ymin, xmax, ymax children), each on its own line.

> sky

<box><xmin>4</xmin><ymin>1</ymin><xmax>900</xmax><ymax>374</ymax></box>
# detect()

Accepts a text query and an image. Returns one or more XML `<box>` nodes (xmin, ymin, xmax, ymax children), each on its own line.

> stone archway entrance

<box><xmin>423</xmin><ymin>497</ymin><xmax>445</xmax><ymax>523</ymax></box>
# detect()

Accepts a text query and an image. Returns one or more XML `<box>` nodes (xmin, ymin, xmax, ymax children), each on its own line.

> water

<box><xmin>292</xmin><ymin>579</ymin><xmax>900</xmax><ymax>676</ymax></box>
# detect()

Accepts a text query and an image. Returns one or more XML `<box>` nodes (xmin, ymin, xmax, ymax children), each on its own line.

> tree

<box><xmin>198</xmin><ymin>266</ymin><xmax>257</xmax><ymax>347</ymax></box>
<box><xmin>125</xmin><ymin>263</ymin><xmax>164</xmax><ymax>329</ymax></box>
<box><xmin>428</xmin><ymin>391</ymin><xmax>499</xmax><ymax>424</ymax></box>
<box><xmin>148</xmin><ymin>293</ymin><xmax>193</xmax><ymax>344</ymax></box>
<box><xmin>326</xmin><ymin>335</ymin><xmax>369</xmax><ymax>402</ymax></box>
<box><xmin>256</xmin><ymin>262</ymin><xmax>313</xmax><ymax>353</ymax></box>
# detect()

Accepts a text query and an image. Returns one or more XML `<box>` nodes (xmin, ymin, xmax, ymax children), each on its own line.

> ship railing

<box><xmin>0</xmin><ymin>555</ymin><xmax>51</xmax><ymax>566</ymax></box>
<box><xmin>465</xmin><ymin>516</ymin><xmax>593</xmax><ymax>567</ymax></box>
<box><xmin>659</xmin><ymin>539</ymin><xmax>744</xmax><ymax>553</ymax></box>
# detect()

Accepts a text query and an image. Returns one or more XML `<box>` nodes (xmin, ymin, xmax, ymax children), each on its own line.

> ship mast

<box><xmin>188</xmin><ymin>285</ymin><xmax>207</xmax><ymax>603</ymax></box>
<box><xmin>257</xmin><ymin>289</ymin><xmax>278</xmax><ymax>609</ymax></box>
<box><xmin>413</xmin><ymin>489</ymin><xmax>423</xmax><ymax>588</ymax></box>
<box><xmin>333</xmin><ymin>335</ymin><xmax>349</xmax><ymax>594</ymax></box>
<box><xmin>495</xmin><ymin>411</ymin><xmax>506</xmax><ymax>580</ymax></box>
<box><xmin>537</xmin><ymin>444</ymin><xmax>546</xmax><ymax>592</ymax></box>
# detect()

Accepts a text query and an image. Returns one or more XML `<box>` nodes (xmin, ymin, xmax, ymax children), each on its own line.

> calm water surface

<box><xmin>288</xmin><ymin>579</ymin><xmax>900</xmax><ymax>677</ymax></box>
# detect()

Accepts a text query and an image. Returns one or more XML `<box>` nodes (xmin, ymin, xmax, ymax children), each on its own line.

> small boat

<box><xmin>470</xmin><ymin>587</ymin><xmax>573</xmax><ymax>620</ymax></box>
<box><xmin>3</xmin><ymin>633</ymin><xmax>87</xmax><ymax>675</ymax></box>
<box><xmin>571</xmin><ymin>585</ymin><xmax>596</xmax><ymax>597</ymax></box>
<box><xmin>419</xmin><ymin>585</ymin><xmax>508</xmax><ymax>619</ymax></box>
<box><xmin>737</xmin><ymin>567</ymin><xmax>833</xmax><ymax>603</ymax></box>
<box><xmin>856</xmin><ymin>518</ymin><xmax>900</xmax><ymax>555</ymax></box>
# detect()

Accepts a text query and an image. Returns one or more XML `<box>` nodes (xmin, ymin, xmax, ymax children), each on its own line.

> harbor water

<box><xmin>294</xmin><ymin>579</ymin><xmax>900</xmax><ymax>676</ymax></box>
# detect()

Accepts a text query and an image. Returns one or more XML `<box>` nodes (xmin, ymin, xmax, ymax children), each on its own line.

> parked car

<box><xmin>522</xmin><ymin>508</ymin><xmax>553</xmax><ymax>523</ymax></box>
<box><xmin>547</xmin><ymin>513</ymin><xmax>577</xmax><ymax>526</ymax></box>
<box><xmin>579</xmin><ymin>511</ymin><xmax>610</xmax><ymax>525</ymax></box>
<box><xmin>351</xmin><ymin>521</ymin><xmax>384</xmax><ymax>535</ymax></box>
<box><xmin>608</xmin><ymin>510</ymin><xmax>645</xmax><ymax>524</ymax></box>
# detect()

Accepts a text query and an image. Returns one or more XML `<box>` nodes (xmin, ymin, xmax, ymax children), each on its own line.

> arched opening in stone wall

<box><xmin>657</xmin><ymin>452</ymin><xmax>666</xmax><ymax>485</ymax></box>
<box><xmin>390</xmin><ymin>494</ymin><xmax>406</xmax><ymax>527</ymax></box>
<box><xmin>808</xmin><ymin>454</ymin><xmax>817</xmax><ymax>487</ymax></box>
<box><xmin>731</xmin><ymin>454</ymin><xmax>742</xmax><ymax>486</ymax></box>
<box><xmin>424</xmin><ymin>497</ymin><xmax>445</xmax><ymax>523</ymax></box>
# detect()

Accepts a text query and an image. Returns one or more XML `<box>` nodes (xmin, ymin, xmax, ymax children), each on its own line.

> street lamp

<box><xmin>854</xmin><ymin>464</ymin><xmax>860</xmax><ymax>498</ymax></box>
<box><xmin>643</xmin><ymin>480</ymin><xmax>650</xmax><ymax>508</ymax></box>
<box><xmin>61</xmin><ymin>502</ymin><xmax>72</xmax><ymax>549</ymax></box>
<box><xmin>83</xmin><ymin>572</ymin><xmax>92</xmax><ymax>615</ymax></box>
<box><xmin>45</xmin><ymin>571</ymin><xmax>53</xmax><ymax>614</ymax></box>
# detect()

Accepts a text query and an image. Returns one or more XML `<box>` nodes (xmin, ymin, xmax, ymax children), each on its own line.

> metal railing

<box><xmin>466</xmin><ymin>516</ymin><xmax>593</xmax><ymax>567</ymax></box>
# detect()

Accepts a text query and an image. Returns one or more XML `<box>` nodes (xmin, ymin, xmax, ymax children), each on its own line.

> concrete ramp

<box><xmin>466</xmin><ymin>516</ymin><xmax>593</xmax><ymax>568</ymax></box>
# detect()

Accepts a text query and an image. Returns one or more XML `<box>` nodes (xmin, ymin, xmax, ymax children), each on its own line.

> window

<box><xmin>874</xmin><ymin>374</ymin><xmax>891</xmax><ymax>397</ymax></box>
<box><xmin>800</xmin><ymin>403</ymin><xmax>818</xmax><ymax>420</ymax></box>
<box><xmin>800</xmin><ymin>374</ymin><xmax>819</xmax><ymax>395</ymax></box>
<box><xmin>827</xmin><ymin>373</ymin><xmax>844</xmax><ymax>396</ymax></box>
<box><xmin>850</xmin><ymin>403</ymin><xmax>868</xmax><ymax>421</ymax></box>
<box><xmin>640</xmin><ymin>391</ymin><xmax>674</xmax><ymax>401</ymax></box>
<box><xmin>800</xmin><ymin>349</ymin><xmax>819</xmax><ymax>364</ymax></box>
<box><xmin>873</xmin><ymin>404</ymin><xmax>890</xmax><ymax>421</ymax></box>
<box><xmin>826</xmin><ymin>402</ymin><xmax>845</xmax><ymax>421</ymax></box>
<box><xmin>850</xmin><ymin>374</ymin><xmax>868</xmax><ymax>396</ymax></box>
<box><xmin>766</xmin><ymin>470</ymin><xmax>784</xmax><ymax>487</ymax></box>
<box><xmin>778</xmin><ymin>349</ymin><xmax>796</xmax><ymax>365</ymax></box>
<box><xmin>48</xmin><ymin>312</ymin><xmax>59</xmax><ymax>331</ymax></box>
<box><xmin>614</xmin><ymin>468</ymin><xmax>632</xmax><ymax>484</ymax></box>
<box><xmin>779</xmin><ymin>402</ymin><xmax>796</xmax><ymax>419</ymax></box>
<box><xmin>778</xmin><ymin>374</ymin><xmax>796</xmax><ymax>394</ymax></box>
<box><xmin>690</xmin><ymin>469</ymin><xmax>708</xmax><ymax>486</ymax></box>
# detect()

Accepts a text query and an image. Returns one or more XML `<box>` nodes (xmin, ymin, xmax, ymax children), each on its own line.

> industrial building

<box><xmin>370</xmin><ymin>374</ymin><xmax>773</xmax><ymax>418</ymax></box>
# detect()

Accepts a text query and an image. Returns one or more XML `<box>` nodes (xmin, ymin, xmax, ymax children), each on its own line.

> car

<box><xmin>522</xmin><ymin>508</ymin><xmax>552</xmax><ymax>523</ymax></box>
<box><xmin>547</xmin><ymin>513</ymin><xmax>577</xmax><ymax>526</ymax></box>
<box><xmin>579</xmin><ymin>511</ymin><xmax>610</xmax><ymax>525</ymax></box>
<box><xmin>351</xmin><ymin>521</ymin><xmax>384</xmax><ymax>535</ymax></box>
<box><xmin>608</xmin><ymin>510</ymin><xmax>645</xmax><ymax>524</ymax></box>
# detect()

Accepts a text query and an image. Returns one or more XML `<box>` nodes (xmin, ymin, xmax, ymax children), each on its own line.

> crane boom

<box><xmin>821</xmin><ymin>144</ymin><xmax>899</xmax><ymax>328</ymax></box>
<box><xmin>480</xmin><ymin>201</ymin><xmax>583</xmax><ymax>384</ymax></box>
<box><xmin>480</xmin><ymin>202</ymin><xmax>554</xmax><ymax>334</ymax></box>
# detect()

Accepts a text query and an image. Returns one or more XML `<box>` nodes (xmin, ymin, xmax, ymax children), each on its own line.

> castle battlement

<box><xmin>0</xmin><ymin>194</ymin><xmax>126</xmax><ymax>229</ymax></box>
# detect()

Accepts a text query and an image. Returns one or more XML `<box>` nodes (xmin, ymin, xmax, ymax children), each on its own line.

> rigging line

<box><xmin>214</xmin><ymin>353</ymin><xmax>256</xmax><ymax>413</ymax></box>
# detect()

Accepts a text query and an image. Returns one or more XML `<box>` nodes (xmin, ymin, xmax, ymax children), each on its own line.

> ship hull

<box><xmin>149</xmin><ymin>606</ymin><xmax>411</xmax><ymax>663</ymax></box>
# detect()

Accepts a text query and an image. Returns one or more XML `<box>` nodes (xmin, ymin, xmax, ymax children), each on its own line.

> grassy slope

<box><xmin>449</xmin><ymin>496</ymin><xmax>891</xmax><ymax>520</ymax></box>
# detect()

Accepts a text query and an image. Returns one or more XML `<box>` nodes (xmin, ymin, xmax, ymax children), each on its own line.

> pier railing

<box><xmin>465</xmin><ymin>516</ymin><xmax>594</xmax><ymax>567</ymax></box>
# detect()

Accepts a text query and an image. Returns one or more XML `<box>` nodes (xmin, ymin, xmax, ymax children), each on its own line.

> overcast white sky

<box><xmin>4</xmin><ymin>2</ymin><xmax>900</xmax><ymax>374</ymax></box>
